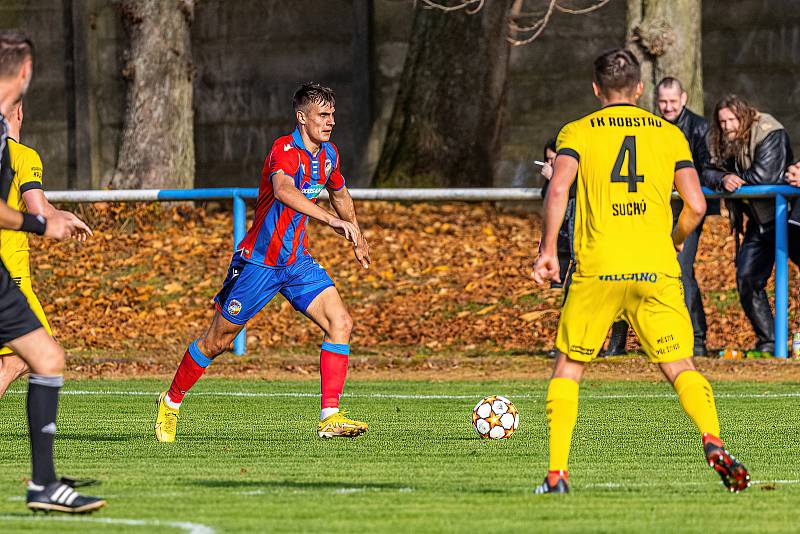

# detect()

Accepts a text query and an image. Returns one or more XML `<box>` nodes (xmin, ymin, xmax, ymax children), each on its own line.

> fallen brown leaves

<box><xmin>29</xmin><ymin>201</ymin><xmax>800</xmax><ymax>375</ymax></box>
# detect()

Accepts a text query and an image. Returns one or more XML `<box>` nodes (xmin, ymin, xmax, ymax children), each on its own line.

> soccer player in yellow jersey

<box><xmin>0</xmin><ymin>101</ymin><xmax>87</xmax><ymax>399</ymax></box>
<box><xmin>532</xmin><ymin>49</ymin><xmax>750</xmax><ymax>494</ymax></box>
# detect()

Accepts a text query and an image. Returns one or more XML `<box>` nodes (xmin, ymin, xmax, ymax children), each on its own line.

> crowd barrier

<box><xmin>46</xmin><ymin>185</ymin><xmax>800</xmax><ymax>357</ymax></box>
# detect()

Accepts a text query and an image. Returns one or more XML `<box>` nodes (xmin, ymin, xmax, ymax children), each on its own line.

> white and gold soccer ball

<box><xmin>472</xmin><ymin>395</ymin><xmax>519</xmax><ymax>439</ymax></box>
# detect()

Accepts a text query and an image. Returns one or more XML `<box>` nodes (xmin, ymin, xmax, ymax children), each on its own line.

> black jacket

<box><xmin>673</xmin><ymin>107</ymin><xmax>720</xmax><ymax>215</ymax></box>
<box><xmin>675</xmin><ymin>107</ymin><xmax>711</xmax><ymax>176</ymax></box>
<box><xmin>703</xmin><ymin>129</ymin><xmax>794</xmax><ymax>229</ymax></box>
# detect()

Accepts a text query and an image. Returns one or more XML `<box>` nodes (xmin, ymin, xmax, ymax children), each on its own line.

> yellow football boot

<box><xmin>317</xmin><ymin>410</ymin><xmax>368</xmax><ymax>438</ymax></box>
<box><xmin>154</xmin><ymin>391</ymin><xmax>179</xmax><ymax>443</ymax></box>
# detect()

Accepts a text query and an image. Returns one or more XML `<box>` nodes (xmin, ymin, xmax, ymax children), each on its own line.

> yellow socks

<box><xmin>674</xmin><ymin>370</ymin><xmax>721</xmax><ymax>437</ymax></box>
<box><xmin>546</xmin><ymin>377</ymin><xmax>580</xmax><ymax>472</ymax></box>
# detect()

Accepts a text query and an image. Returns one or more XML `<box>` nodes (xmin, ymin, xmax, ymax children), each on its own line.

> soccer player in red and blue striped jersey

<box><xmin>155</xmin><ymin>83</ymin><xmax>371</xmax><ymax>441</ymax></box>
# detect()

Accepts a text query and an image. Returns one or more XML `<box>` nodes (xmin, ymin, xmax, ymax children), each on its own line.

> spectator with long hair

<box><xmin>704</xmin><ymin>94</ymin><xmax>800</xmax><ymax>355</ymax></box>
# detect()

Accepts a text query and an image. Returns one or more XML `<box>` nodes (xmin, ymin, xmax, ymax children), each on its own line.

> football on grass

<box><xmin>472</xmin><ymin>395</ymin><xmax>519</xmax><ymax>439</ymax></box>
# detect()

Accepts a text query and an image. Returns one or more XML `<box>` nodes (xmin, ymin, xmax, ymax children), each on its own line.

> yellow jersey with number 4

<box><xmin>556</xmin><ymin>103</ymin><xmax>693</xmax><ymax>278</ymax></box>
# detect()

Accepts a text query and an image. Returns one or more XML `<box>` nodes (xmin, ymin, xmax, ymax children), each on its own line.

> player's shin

<box><xmin>673</xmin><ymin>370</ymin><xmax>721</xmax><ymax>437</ymax></box>
<box><xmin>166</xmin><ymin>340</ymin><xmax>213</xmax><ymax>408</ymax></box>
<box><xmin>27</xmin><ymin>374</ymin><xmax>62</xmax><ymax>486</ymax></box>
<box><xmin>320</xmin><ymin>341</ymin><xmax>349</xmax><ymax>420</ymax></box>
<box><xmin>546</xmin><ymin>377</ymin><xmax>580</xmax><ymax>474</ymax></box>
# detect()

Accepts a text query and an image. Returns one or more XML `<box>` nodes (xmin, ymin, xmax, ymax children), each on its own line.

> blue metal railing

<box><xmin>47</xmin><ymin>185</ymin><xmax>800</xmax><ymax>357</ymax></box>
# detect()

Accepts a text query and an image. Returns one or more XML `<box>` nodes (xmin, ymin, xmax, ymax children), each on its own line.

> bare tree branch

<box><xmin>420</xmin><ymin>0</ymin><xmax>611</xmax><ymax>46</ymax></box>
<box><xmin>554</xmin><ymin>0</ymin><xmax>611</xmax><ymax>15</ymax></box>
<box><xmin>507</xmin><ymin>0</ymin><xmax>556</xmax><ymax>46</ymax></box>
<box><xmin>419</xmin><ymin>0</ymin><xmax>484</xmax><ymax>13</ymax></box>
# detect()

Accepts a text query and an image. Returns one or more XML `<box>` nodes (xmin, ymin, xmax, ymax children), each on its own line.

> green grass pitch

<box><xmin>0</xmin><ymin>378</ymin><xmax>799</xmax><ymax>533</ymax></box>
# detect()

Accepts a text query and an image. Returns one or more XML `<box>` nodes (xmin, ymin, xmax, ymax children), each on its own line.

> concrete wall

<box><xmin>498</xmin><ymin>1</ymin><xmax>627</xmax><ymax>187</ymax></box>
<box><xmin>192</xmin><ymin>0</ymin><xmax>372</xmax><ymax>188</ymax></box>
<box><xmin>0</xmin><ymin>0</ymin><xmax>70</xmax><ymax>189</ymax></box>
<box><xmin>703</xmin><ymin>0</ymin><xmax>800</xmax><ymax>154</ymax></box>
<box><xmin>2</xmin><ymin>0</ymin><xmax>798</xmax><ymax>190</ymax></box>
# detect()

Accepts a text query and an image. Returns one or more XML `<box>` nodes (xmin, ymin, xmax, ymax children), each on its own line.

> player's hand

<box><xmin>58</xmin><ymin>210</ymin><xmax>93</xmax><ymax>242</ymax></box>
<box><xmin>786</xmin><ymin>162</ymin><xmax>800</xmax><ymax>187</ymax></box>
<box><xmin>44</xmin><ymin>211</ymin><xmax>89</xmax><ymax>241</ymax></box>
<box><xmin>353</xmin><ymin>234</ymin><xmax>371</xmax><ymax>269</ymax></box>
<box><xmin>540</xmin><ymin>162</ymin><xmax>553</xmax><ymax>180</ymax></box>
<box><xmin>531</xmin><ymin>252</ymin><xmax>560</xmax><ymax>286</ymax></box>
<box><xmin>329</xmin><ymin>218</ymin><xmax>360</xmax><ymax>244</ymax></box>
<box><xmin>722</xmin><ymin>173</ymin><xmax>746</xmax><ymax>192</ymax></box>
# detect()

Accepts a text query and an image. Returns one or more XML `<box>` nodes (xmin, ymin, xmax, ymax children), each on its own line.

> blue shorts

<box><xmin>214</xmin><ymin>252</ymin><xmax>335</xmax><ymax>325</ymax></box>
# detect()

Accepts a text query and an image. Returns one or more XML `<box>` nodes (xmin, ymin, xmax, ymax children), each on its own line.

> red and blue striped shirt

<box><xmin>238</xmin><ymin>128</ymin><xmax>345</xmax><ymax>267</ymax></box>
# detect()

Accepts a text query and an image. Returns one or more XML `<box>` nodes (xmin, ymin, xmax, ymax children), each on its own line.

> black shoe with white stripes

<box><xmin>26</xmin><ymin>480</ymin><xmax>106</xmax><ymax>513</ymax></box>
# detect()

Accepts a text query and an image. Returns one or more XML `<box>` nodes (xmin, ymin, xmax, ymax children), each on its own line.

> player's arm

<box><xmin>0</xmin><ymin>197</ymin><xmax>86</xmax><ymax>240</ymax></box>
<box><xmin>271</xmin><ymin>171</ymin><xmax>360</xmax><ymax>244</ymax></box>
<box><xmin>672</xmin><ymin>167</ymin><xmax>707</xmax><ymax>251</ymax></box>
<box><xmin>328</xmin><ymin>185</ymin><xmax>370</xmax><ymax>269</ymax></box>
<box><xmin>532</xmin><ymin>154</ymin><xmax>578</xmax><ymax>285</ymax></box>
<box><xmin>21</xmin><ymin>188</ymin><xmax>55</xmax><ymax>217</ymax></box>
<box><xmin>22</xmin><ymin>190</ymin><xmax>93</xmax><ymax>242</ymax></box>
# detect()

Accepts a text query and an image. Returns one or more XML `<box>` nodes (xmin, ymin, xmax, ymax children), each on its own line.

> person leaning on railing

<box><xmin>702</xmin><ymin>94</ymin><xmax>800</xmax><ymax>355</ymax></box>
<box><xmin>785</xmin><ymin>162</ymin><xmax>800</xmax><ymax>228</ymax></box>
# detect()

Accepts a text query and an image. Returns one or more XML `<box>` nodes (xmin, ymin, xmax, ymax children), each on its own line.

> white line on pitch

<box><xmin>584</xmin><ymin>479</ymin><xmax>800</xmax><ymax>489</ymax></box>
<box><xmin>0</xmin><ymin>515</ymin><xmax>215</xmax><ymax>533</ymax></box>
<box><xmin>5</xmin><ymin>389</ymin><xmax>800</xmax><ymax>401</ymax></box>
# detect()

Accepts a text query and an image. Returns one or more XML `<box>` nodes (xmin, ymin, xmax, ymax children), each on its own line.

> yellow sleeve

<box><xmin>14</xmin><ymin>144</ymin><xmax>44</xmax><ymax>194</ymax></box>
<box><xmin>555</xmin><ymin>120</ymin><xmax>583</xmax><ymax>162</ymax></box>
<box><xmin>672</xmin><ymin>129</ymin><xmax>694</xmax><ymax>172</ymax></box>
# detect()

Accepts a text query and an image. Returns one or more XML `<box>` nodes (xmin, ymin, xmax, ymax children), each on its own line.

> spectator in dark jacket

<box><xmin>704</xmin><ymin>94</ymin><xmax>800</xmax><ymax>354</ymax></box>
<box><xmin>607</xmin><ymin>77</ymin><xmax>714</xmax><ymax>356</ymax></box>
<box><xmin>540</xmin><ymin>138</ymin><xmax>576</xmax><ymax>290</ymax></box>
<box><xmin>784</xmin><ymin>162</ymin><xmax>800</xmax><ymax>229</ymax></box>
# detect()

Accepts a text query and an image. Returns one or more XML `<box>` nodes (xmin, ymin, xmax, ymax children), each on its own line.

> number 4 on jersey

<box><xmin>611</xmin><ymin>136</ymin><xmax>644</xmax><ymax>192</ymax></box>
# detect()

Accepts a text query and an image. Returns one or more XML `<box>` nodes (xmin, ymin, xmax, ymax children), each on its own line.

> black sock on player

<box><xmin>27</xmin><ymin>374</ymin><xmax>62</xmax><ymax>486</ymax></box>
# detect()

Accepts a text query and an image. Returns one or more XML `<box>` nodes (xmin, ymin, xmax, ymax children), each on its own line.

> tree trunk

<box><xmin>374</xmin><ymin>1</ymin><xmax>512</xmax><ymax>188</ymax></box>
<box><xmin>626</xmin><ymin>0</ymin><xmax>703</xmax><ymax>114</ymax></box>
<box><xmin>111</xmin><ymin>0</ymin><xmax>195</xmax><ymax>189</ymax></box>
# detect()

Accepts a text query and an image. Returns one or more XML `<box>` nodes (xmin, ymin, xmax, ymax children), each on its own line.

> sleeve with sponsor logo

<box><xmin>13</xmin><ymin>142</ymin><xmax>44</xmax><ymax>193</ymax></box>
<box><xmin>267</xmin><ymin>140</ymin><xmax>300</xmax><ymax>181</ymax></box>
<box><xmin>326</xmin><ymin>144</ymin><xmax>345</xmax><ymax>191</ymax></box>
<box><xmin>672</xmin><ymin>128</ymin><xmax>694</xmax><ymax>172</ymax></box>
<box><xmin>555</xmin><ymin>120</ymin><xmax>583</xmax><ymax>162</ymax></box>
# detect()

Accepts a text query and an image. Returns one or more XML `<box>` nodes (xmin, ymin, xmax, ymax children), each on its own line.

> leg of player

<box><xmin>302</xmin><ymin>286</ymin><xmax>367</xmax><ymax>438</ymax></box>
<box><xmin>0</xmin><ymin>353</ymin><xmax>28</xmax><ymax>398</ymax></box>
<box><xmin>535</xmin><ymin>352</ymin><xmax>585</xmax><ymax>495</ymax></box>
<box><xmin>6</xmin><ymin>329</ymin><xmax>106</xmax><ymax>513</ymax></box>
<box><xmin>660</xmin><ymin>358</ymin><xmax>750</xmax><ymax>492</ymax></box>
<box><xmin>155</xmin><ymin>311</ymin><xmax>243</xmax><ymax>443</ymax></box>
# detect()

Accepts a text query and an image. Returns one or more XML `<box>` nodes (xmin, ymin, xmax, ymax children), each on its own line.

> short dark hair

<box><xmin>292</xmin><ymin>83</ymin><xmax>335</xmax><ymax>113</ymax></box>
<box><xmin>543</xmin><ymin>138</ymin><xmax>557</xmax><ymax>159</ymax></box>
<box><xmin>656</xmin><ymin>76</ymin><xmax>684</xmax><ymax>94</ymax></box>
<box><xmin>593</xmin><ymin>48</ymin><xmax>640</xmax><ymax>94</ymax></box>
<box><xmin>0</xmin><ymin>30</ymin><xmax>33</xmax><ymax>79</ymax></box>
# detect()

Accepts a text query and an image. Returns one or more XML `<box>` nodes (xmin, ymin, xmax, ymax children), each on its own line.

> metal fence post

<box><xmin>774</xmin><ymin>193</ymin><xmax>789</xmax><ymax>359</ymax></box>
<box><xmin>232</xmin><ymin>190</ymin><xmax>247</xmax><ymax>355</ymax></box>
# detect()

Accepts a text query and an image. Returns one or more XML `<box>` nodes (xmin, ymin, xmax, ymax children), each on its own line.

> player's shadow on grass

<box><xmin>193</xmin><ymin>479</ymin><xmax>406</xmax><ymax>491</ymax></box>
<box><xmin>56</xmin><ymin>433</ymin><xmax>133</xmax><ymax>442</ymax></box>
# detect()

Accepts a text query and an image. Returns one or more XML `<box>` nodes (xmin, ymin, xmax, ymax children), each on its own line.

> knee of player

<box><xmin>38</xmin><ymin>345</ymin><xmax>66</xmax><ymax>374</ymax></box>
<box><xmin>198</xmin><ymin>337</ymin><xmax>228</xmax><ymax>359</ymax></box>
<box><xmin>328</xmin><ymin>311</ymin><xmax>353</xmax><ymax>338</ymax></box>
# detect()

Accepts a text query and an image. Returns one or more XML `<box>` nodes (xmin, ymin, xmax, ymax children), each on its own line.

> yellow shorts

<box><xmin>0</xmin><ymin>275</ymin><xmax>51</xmax><ymax>357</ymax></box>
<box><xmin>555</xmin><ymin>272</ymin><xmax>693</xmax><ymax>363</ymax></box>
